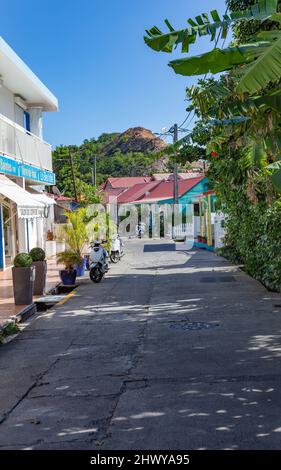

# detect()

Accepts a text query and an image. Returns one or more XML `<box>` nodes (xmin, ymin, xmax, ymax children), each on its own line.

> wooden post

<box><xmin>207</xmin><ymin>194</ymin><xmax>212</xmax><ymax>246</ymax></box>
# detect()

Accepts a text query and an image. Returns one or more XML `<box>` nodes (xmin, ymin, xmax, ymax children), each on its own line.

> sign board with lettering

<box><xmin>0</xmin><ymin>155</ymin><xmax>55</xmax><ymax>185</ymax></box>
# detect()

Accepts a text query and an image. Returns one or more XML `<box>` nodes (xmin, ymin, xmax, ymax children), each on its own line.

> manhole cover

<box><xmin>169</xmin><ymin>322</ymin><xmax>220</xmax><ymax>331</ymax></box>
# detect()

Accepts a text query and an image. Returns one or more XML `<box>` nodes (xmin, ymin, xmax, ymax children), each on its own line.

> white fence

<box><xmin>0</xmin><ymin>112</ymin><xmax>52</xmax><ymax>171</ymax></box>
<box><xmin>173</xmin><ymin>222</ymin><xmax>194</xmax><ymax>240</ymax></box>
<box><xmin>214</xmin><ymin>212</ymin><xmax>226</xmax><ymax>249</ymax></box>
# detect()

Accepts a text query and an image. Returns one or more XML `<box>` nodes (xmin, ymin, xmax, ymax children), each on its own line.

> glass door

<box><xmin>2</xmin><ymin>203</ymin><xmax>16</xmax><ymax>268</ymax></box>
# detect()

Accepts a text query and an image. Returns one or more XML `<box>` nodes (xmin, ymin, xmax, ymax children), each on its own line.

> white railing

<box><xmin>0</xmin><ymin>112</ymin><xmax>53</xmax><ymax>171</ymax></box>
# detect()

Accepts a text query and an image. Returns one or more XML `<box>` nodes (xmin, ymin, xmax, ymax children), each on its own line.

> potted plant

<box><xmin>59</xmin><ymin>208</ymin><xmax>90</xmax><ymax>277</ymax></box>
<box><xmin>75</xmin><ymin>257</ymin><xmax>87</xmax><ymax>277</ymax></box>
<box><xmin>29</xmin><ymin>247</ymin><xmax>47</xmax><ymax>296</ymax></box>
<box><xmin>57</xmin><ymin>250</ymin><xmax>81</xmax><ymax>285</ymax></box>
<box><xmin>45</xmin><ymin>230</ymin><xmax>56</xmax><ymax>258</ymax></box>
<box><xmin>12</xmin><ymin>253</ymin><xmax>35</xmax><ymax>305</ymax></box>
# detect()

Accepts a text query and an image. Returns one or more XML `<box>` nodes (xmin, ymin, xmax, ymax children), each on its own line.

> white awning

<box><xmin>0</xmin><ymin>174</ymin><xmax>45</xmax><ymax>219</ymax></box>
<box><xmin>27</xmin><ymin>188</ymin><xmax>56</xmax><ymax>206</ymax></box>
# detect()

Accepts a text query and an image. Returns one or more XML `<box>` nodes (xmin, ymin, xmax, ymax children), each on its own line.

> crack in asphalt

<box><xmin>93</xmin><ymin>268</ymin><xmax>158</xmax><ymax>447</ymax></box>
<box><xmin>0</xmin><ymin>336</ymin><xmax>79</xmax><ymax>426</ymax></box>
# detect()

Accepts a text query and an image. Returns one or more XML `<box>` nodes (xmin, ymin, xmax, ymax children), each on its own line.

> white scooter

<box><xmin>110</xmin><ymin>234</ymin><xmax>124</xmax><ymax>263</ymax></box>
<box><xmin>89</xmin><ymin>242</ymin><xmax>108</xmax><ymax>283</ymax></box>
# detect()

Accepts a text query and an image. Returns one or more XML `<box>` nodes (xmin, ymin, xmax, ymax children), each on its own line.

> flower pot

<box><xmin>59</xmin><ymin>269</ymin><xmax>77</xmax><ymax>286</ymax></box>
<box><xmin>33</xmin><ymin>260</ymin><xmax>47</xmax><ymax>295</ymax></box>
<box><xmin>56</xmin><ymin>241</ymin><xmax>66</xmax><ymax>254</ymax></box>
<box><xmin>12</xmin><ymin>266</ymin><xmax>35</xmax><ymax>305</ymax></box>
<box><xmin>45</xmin><ymin>240</ymin><xmax>56</xmax><ymax>258</ymax></box>
<box><xmin>75</xmin><ymin>258</ymin><xmax>87</xmax><ymax>277</ymax></box>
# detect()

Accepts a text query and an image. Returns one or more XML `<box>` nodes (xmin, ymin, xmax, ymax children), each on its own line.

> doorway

<box><xmin>2</xmin><ymin>202</ymin><xmax>16</xmax><ymax>268</ymax></box>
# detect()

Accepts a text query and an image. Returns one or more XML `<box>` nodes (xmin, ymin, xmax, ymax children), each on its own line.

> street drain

<box><xmin>169</xmin><ymin>322</ymin><xmax>220</xmax><ymax>331</ymax></box>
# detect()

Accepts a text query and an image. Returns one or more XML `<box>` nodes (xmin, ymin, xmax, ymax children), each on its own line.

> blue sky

<box><xmin>2</xmin><ymin>0</ymin><xmax>227</xmax><ymax>147</ymax></box>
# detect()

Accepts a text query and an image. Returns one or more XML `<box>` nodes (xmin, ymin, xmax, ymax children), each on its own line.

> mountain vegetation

<box><xmin>52</xmin><ymin>127</ymin><xmax>171</xmax><ymax>200</ymax></box>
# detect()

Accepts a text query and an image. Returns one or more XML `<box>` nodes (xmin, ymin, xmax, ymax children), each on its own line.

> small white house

<box><xmin>0</xmin><ymin>37</ymin><xmax>58</xmax><ymax>269</ymax></box>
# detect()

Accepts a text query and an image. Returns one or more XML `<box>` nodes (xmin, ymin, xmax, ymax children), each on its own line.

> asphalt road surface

<box><xmin>1</xmin><ymin>239</ymin><xmax>281</xmax><ymax>450</ymax></box>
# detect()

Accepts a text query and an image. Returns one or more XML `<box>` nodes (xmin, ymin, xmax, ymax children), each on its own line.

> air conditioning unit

<box><xmin>14</xmin><ymin>94</ymin><xmax>27</xmax><ymax>110</ymax></box>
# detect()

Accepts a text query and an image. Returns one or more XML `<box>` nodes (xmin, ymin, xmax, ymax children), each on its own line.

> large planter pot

<box><xmin>45</xmin><ymin>240</ymin><xmax>56</xmax><ymax>258</ymax></box>
<box><xmin>60</xmin><ymin>269</ymin><xmax>77</xmax><ymax>286</ymax></box>
<box><xmin>12</xmin><ymin>266</ymin><xmax>35</xmax><ymax>306</ymax></box>
<box><xmin>33</xmin><ymin>261</ymin><xmax>47</xmax><ymax>296</ymax></box>
<box><xmin>74</xmin><ymin>258</ymin><xmax>87</xmax><ymax>277</ymax></box>
<box><xmin>56</xmin><ymin>241</ymin><xmax>66</xmax><ymax>254</ymax></box>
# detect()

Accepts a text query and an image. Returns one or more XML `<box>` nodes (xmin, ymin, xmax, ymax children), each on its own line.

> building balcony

<box><xmin>0</xmin><ymin>112</ymin><xmax>52</xmax><ymax>173</ymax></box>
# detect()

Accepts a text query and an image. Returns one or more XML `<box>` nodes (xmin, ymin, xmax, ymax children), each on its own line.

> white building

<box><xmin>0</xmin><ymin>37</ymin><xmax>58</xmax><ymax>270</ymax></box>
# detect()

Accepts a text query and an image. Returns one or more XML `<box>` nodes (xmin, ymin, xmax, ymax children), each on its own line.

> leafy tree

<box><xmin>52</xmin><ymin>132</ymin><xmax>167</xmax><ymax>195</ymax></box>
<box><xmin>144</xmin><ymin>0</ymin><xmax>281</xmax><ymax>291</ymax></box>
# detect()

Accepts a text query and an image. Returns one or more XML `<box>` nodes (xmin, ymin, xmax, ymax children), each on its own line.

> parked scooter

<box><xmin>110</xmin><ymin>234</ymin><xmax>124</xmax><ymax>263</ymax></box>
<box><xmin>89</xmin><ymin>241</ymin><xmax>108</xmax><ymax>283</ymax></box>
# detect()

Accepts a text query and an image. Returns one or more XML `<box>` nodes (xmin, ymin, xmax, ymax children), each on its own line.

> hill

<box><xmin>102</xmin><ymin>127</ymin><xmax>167</xmax><ymax>155</ymax></box>
<box><xmin>52</xmin><ymin>127</ymin><xmax>171</xmax><ymax>198</ymax></box>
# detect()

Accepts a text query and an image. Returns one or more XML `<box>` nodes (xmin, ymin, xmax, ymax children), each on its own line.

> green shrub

<box><xmin>14</xmin><ymin>253</ymin><xmax>33</xmax><ymax>268</ymax></box>
<box><xmin>222</xmin><ymin>201</ymin><xmax>281</xmax><ymax>292</ymax></box>
<box><xmin>29</xmin><ymin>247</ymin><xmax>46</xmax><ymax>262</ymax></box>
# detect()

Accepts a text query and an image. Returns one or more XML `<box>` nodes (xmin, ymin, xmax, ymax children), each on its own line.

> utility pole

<box><xmin>92</xmin><ymin>156</ymin><xmax>97</xmax><ymax>186</ymax></box>
<box><xmin>69</xmin><ymin>149</ymin><xmax>78</xmax><ymax>202</ymax></box>
<box><xmin>173</xmin><ymin>123</ymin><xmax>179</xmax><ymax>204</ymax></box>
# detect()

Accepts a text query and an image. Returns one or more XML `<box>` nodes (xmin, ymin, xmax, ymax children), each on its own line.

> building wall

<box><xmin>0</xmin><ymin>84</ymin><xmax>16</xmax><ymax>121</ymax></box>
<box><xmin>161</xmin><ymin>179</ymin><xmax>209</xmax><ymax>205</ymax></box>
<box><xmin>0</xmin><ymin>84</ymin><xmax>43</xmax><ymax>137</ymax></box>
<box><xmin>179</xmin><ymin>180</ymin><xmax>209</xmax><ymax>205</ymax></box>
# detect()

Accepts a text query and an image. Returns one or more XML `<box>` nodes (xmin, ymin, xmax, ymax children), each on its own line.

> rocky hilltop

<box><xmin>102</xmin><ymin>127</ymin><xmax>167</xmax><ymax>156</ymax></box>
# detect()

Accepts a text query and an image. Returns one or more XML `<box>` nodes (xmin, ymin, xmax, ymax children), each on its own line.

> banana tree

<box><xmin>145</xmin><ymin>0</ymin><xmax>279</xmax><ymax>94</ymax></box>
<box><xmin>145</xmin><ymin>0</ymin><xmax>281</xmax><ymax>189</ymax></box>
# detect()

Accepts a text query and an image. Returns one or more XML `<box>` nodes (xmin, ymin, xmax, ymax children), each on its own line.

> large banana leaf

<box><xmin>237</xmin><ymin>33</ymin><xmax>281</xmax><ymax>94</ymax></box>
<box><xmin>144</xmin><ymin>0</ymin><xmax>278</xmax><ymax>53</ymax></box>
<box><xmin>168</xmin><ymin>43</ymin><xmax>270</xmax><ymax>76</ymax></box>
<box><xmin>271</xmin><ymin>169</ymin><xmax>281</xmax><ymax>190</ymax></box>
<box><xmin>255</xmin><ymin>94</ymin><xmax>281</xmax><ymax>112</ymax></box>
<box><xmin>240</xmin><ymin>142</ymin><xmax>268</xmax><ymax>170</ymax></box>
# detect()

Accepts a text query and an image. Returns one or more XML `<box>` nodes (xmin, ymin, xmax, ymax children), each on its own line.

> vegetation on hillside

<box><xmin>52</xmin><ymin>129</ymin><xmax>168</xmax><ymax>200</ymax></box>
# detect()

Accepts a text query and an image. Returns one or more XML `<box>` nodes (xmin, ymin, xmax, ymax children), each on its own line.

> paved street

<box><xmin>1</xmin><ymin>239</ymin><xmax>281</xmax><ymax>450</ymax></box>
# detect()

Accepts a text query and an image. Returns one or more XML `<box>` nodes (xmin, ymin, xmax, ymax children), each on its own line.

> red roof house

<box><xmin>103</xmin><ymin>176</ymin><xmax>152</xmax><ymax>191</ymax></box>
<box><xmin>136</xmin><ymin>176</ymin><xmax>206</xmax><ymax>203</ymax></box>
<box><xmin>117</xmin><ymin>181</ymin><xmax>161</xmax><ymax>204</ymax></box>
<box><xmin>99</xmin><ymin>174</ymin><xmax>208</xmax><ymax>205</ymax></box>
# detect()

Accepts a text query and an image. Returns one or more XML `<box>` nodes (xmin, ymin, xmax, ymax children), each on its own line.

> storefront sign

<box><xmin>0</xmin><ymin>155</ymin><xmax>18</xmax><ymax>177</ymax></box>
<box><xmin>0</xmin><ymin>155</ymin><xmax>55</xmax><ymax>184</ymax></box>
